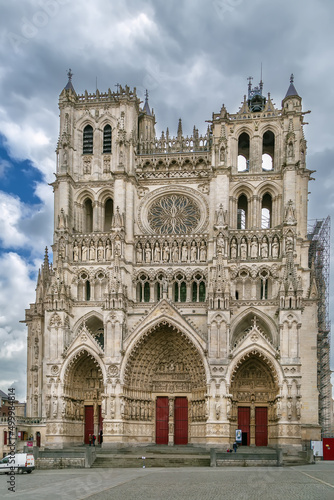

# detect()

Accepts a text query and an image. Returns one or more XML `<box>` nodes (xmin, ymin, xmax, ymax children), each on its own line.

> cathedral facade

<box><xmin>24</xmin><ymin>74</ymin><xmax>321</xmax><ymax>450</ymax></box>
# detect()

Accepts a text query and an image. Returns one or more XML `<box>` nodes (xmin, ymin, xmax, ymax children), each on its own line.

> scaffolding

<box><xmin>308</xmin><ymin>216</ymin><xmax>332</xmax><ymax>436</ymax></box>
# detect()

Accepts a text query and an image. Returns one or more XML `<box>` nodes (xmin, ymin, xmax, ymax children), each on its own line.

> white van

<box><xmin>0</xmin><ymin>453</ymin><xmax>35</xmax><ymax>474</ymax></box>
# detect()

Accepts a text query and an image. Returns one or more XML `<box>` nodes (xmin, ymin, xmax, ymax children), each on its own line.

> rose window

<box><xmin>148</xmin><ymin>194</ymin><xmax>201</xmax><ymax>234</ymax></box>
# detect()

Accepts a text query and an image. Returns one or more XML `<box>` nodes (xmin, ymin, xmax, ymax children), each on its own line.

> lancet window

<box><xmin>84</xmin><ymin>198</ymin><xmax>93</xmax><ymax>233</ymax></box>
<box><xmin>104</xmin><ymin>198</ymin><xmax>113</xmax><ymax>232</ymax></box>
<box><xmin>237</xmin><ymin>194</ymin><xmax>248</xmax><ymax>229</ymax></box>
<box><xmin>261</xmin><ymin>193</ymin><xmax>272</xmax><ymax>229</ymax></box>
<box><xmin>137</xmin><ymin>274</ymin><xmax>151</xmax><ymax>302</ymax></box>
<box><xmin>83</xmin><ymin>125</ymin><xmax>93</xmax><ymax>154</ymax></box>
<box><xmin>237</xmin><ymin>132</ymin><xmax>250</xmax><ymax>172</ymax></box>
<box><xmin>103</xmin><ymin>124</ymin><xmax>112</xmax><ymax>153</ymax></box>
<box><xmin>262</xmin><ymin>131</ymin><xmax>275</xmax><ymax>170</ymax></box>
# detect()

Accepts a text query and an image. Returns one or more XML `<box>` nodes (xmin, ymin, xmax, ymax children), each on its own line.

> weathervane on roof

<box><xmin>67</xmin><ymin>69</ymin><xmax>73</xmax><ymax>82</ymax></box>
<box><xmin>290</xmin><ymin>73</ymin><xmax>294</xmax><ymax>83</ymax></box>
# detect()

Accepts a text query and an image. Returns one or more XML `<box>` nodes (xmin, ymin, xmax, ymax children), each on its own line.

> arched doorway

<box><xmin>63</xmin><ymin>350</ymin><xmax>104</xmax><ymax>444</ymax></box>
<box><xmin>124</xmin><ymin>324</ymin><xmax>207</xmax><ymax>445</ymax></box>
<box><xmin>230</xmin><ymin>351</ymin><xmax>279</xmax><ymax>446</ymax></box>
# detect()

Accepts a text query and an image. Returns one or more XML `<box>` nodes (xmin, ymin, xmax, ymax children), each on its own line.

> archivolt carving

<box><xmin>124</xmin><ymin>324</ymin><xmax>206</xmax><ymax>393</ymax></box>
<box><xmin>63</xmin><ymin>349</ymin><xmax>104</xmax><ymax>401</ymax></box>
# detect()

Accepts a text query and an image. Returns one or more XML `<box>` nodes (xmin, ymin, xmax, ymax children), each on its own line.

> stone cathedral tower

<box><xmin>24</xmin><ymin>72</ymin><xmax>321</xmax><ymax>450</ymax></box>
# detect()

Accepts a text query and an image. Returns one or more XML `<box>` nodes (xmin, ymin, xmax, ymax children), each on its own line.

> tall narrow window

<box><xmin>86</xmin><ymin>281</ymin><xmax>91</xmax><ymax>301</ymax></box>
<box><xmin>261</xmin><ymin>279</ymin><xmax>268</xmax><ymax>299</ymax></box>
<box><xmin>84</xmin><ymin>199</ymin><xmax>93</xmax><ymax>233</ymax></box>
<box><xmin>180</xmin><ymin>282</ymin><xmax>187</xmax><ymax>302</ymax></box>
<box><xmin>83</xmin><ymin>125</ymin><xmax>93</xmax><ymax>154</ymax></box>
<box><xmin>199</xmin><ymin>282</ymin><xmax>206</xmax><ymax>302</ymax></box>
<box><xmin>103</xmin><ymin>124</ymin><xmax>112</xmax><ymax>153</ymax></box>
<box><xmin>144</xmin><ymin>282</ymin><xmax>150</xmax><ymax>302</ymax></box>
<box><xmin>104</xmin><ymin>198</ymin><xmax>113</xmax><ymax>231</ymax></box>
<box><xmin>192</xmin><ymin>282</ymin><xmax>198</xmax><ymax>302</ymax></box>
<box><xmin>262</xmin><ymin>131</ymin><xmax>275</xmax><ymax>170</ymax></box>
<box><xmin>237</xmin><ymin>194</ymin><xmax>248</xmax><ymax>229</ymax></box>
<box><xmin>238</xmin><ymin>132</ymin><xmax>250</xmax><ymax>172</ymax></box>
<box><xmin>261</xmin><ymin>193</ymin><xmax>272</xmax><ymax>228</ymax></box>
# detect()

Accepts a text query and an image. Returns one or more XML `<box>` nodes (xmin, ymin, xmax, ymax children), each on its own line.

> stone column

<box><xmin>168</xmin><ymin>397</ymin><xmax>175</xmax><ymax>446</ymax></box>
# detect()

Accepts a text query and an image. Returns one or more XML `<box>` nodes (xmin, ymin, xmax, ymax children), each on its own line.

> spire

<box><xmin>177</xmin><ymin>118</ymin><xmax>183</xmax><ymax>137</ymax></box>
<box><xmin>143</xmin><ymin>89</ymin><xmax>152</xmax><ymax>116</ymax></box>
<box><xmin>284</xmin><ymin>73</ymin><xmax>299</xmax><ymax>98</ymax></box>
<box><xmin>64</xmin><ymin>68</ymin><xmax>75</xmax><ymax>91</ymax></box>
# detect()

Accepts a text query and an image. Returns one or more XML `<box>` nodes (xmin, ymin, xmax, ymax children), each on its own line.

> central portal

<box><xmin>124</xmin><ymin>323</ymin><xmax>206</xmax><ymax>445</ymax></box>
<box><xmin>156</xmin><ymin>396</ymin><xmax>188</xmax><ymax>445</ymax></box>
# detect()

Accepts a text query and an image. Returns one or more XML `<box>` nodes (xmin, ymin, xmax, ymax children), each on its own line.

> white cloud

<box><xmin>0</xmin><ymin>252</ymin><xmax>39</xmax><ymax>401</ymax></box>
<box><xmin>0</xmin><ymin>189</ymin><xmax>53</xmax><ymax>254</ymax></box>
<box><xmin>0</xmin><ymin>192</ymin><xmax>30</xmax><ymax>248</ymax></box>
<box><xmin>0</xmin><ymin>159</ymin><xmax>12</xmax><ymax>177</ymax></box>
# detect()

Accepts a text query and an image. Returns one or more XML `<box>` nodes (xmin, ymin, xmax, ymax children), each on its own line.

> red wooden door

<box><xmin>238</xmin><ymin>407</ymin><xmax>250</xmax><ymax>446</ymax></box>
<box><xmin>255</xmin><ymin>407</ymin><xmax>268</xmax><ymax>446</ymax></box>
<box><xmin>84</xmin><ymin>406</ymin><xmax>94</xmax><ymax>444</ymax></box>
<box><xmin>156</xmin><ymin>397</ymin><xmax>169</xmax><ymax>444</ymax></box>
<box><xmin>174</xmin><ymin>397</ymin><xmax>188</xmax><ymax>445</ymax></box>
<box><xmin>323</xmin><ymin>438</ymin><xmax>334</xmax><ymax>460</ymax></box>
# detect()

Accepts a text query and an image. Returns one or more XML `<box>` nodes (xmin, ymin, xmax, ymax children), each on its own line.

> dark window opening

<box><xmin>238</xmin><ymin>132</ymin><xmax>250</xmax><ymax>172</ymax></box>
<box><xmin>84</xmin><ymin>199</ymin><xmax>93</xmax><ymax>233</ymax></box>
<box><xmin>104</xmin><ymin>198</ymin><xmax>113</xmax><ymax>231</ymax></box>
<box><xmin>262</xmin><ymin>131</ymin><xmax>275</xmax><ymax>170</ymax></box>
<box><xmin>237</xmin><ymin>194</ymin><xmax>248</xmax><ymax>229</ymax></box>
<box><xmin>86</xmin><ymin>281</ymin><xmax>91</xmax><ymax>301</ymax></box>
<box><xmin>144</xmin><ymin>282</ymin><xmax>150</xmax><ymax>302</ymax></box>
<box><xmin>261</xmin><ymin>193</ymin><xmax>272</xmax><ymax>228</ymax></box>
<box><xmin>103</xmin><ymin>124</ymin><xmax>112</xmax><ymax>153</ymax></box>
<box><xmin>83</xmin><ymin>125</ymin><xmax>93</xmax><ymax>154</ymax></box>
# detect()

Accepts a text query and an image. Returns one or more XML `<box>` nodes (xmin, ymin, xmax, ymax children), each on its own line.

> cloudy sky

<box><xmin>0</xmin><ymin>0</ymin><xmax>333</xmax><ymax>401</ymax></box>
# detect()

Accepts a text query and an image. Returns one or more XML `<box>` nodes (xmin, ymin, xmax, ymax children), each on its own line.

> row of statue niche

<box><xmin>72</xmin><ymin>237</ymin><xmax>122</xmax><ymax>262</ymax></box>
<box><xmin>228</xmin><ymin>235</ymin><xmax>280</xmax><ymax>260</ymax></box>
<box><xmin>136</xmin><ymin>239</ymin><xmax>207</xmax><ymax>264</ymax></box>
<box><xmin>190</xmin><ymin>399</ymin><xmax>208</xmax><ymax>422</ymax></box>
<box><xmin>121</xmin><ymin>399</ymin><xmax>153</xmax><ymax>421</ymax></box>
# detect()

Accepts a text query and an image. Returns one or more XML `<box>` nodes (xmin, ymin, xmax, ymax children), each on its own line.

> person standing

<box><xmin>233</xmin><ymin>442</ymin><xmax>238</xmax><ymax>453</ymax></box>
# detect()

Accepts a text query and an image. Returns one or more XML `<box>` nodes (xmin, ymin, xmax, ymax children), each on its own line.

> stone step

<box><xmin>91</xmin><ymin>455</ymin><xmax>210</xmax><ymax>468</ymax></box>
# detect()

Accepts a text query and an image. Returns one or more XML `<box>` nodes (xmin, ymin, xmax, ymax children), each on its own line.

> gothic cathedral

<box><xmin>24</xmin><ymin>73</ymin><xmax>321</xmax><ymax>450</ymax></box>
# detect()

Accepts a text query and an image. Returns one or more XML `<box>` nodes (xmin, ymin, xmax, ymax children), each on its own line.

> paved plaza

<box><xmin>1</xmin><ymin>463</ymin><xmax>334</xmax><ymax>500</ymax></box>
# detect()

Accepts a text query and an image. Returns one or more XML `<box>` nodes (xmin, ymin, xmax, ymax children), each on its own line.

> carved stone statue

<box><xmin>240</xmin><ymin>237</ymin><xmax>247</xmax><ymax>259</ymax></box>
<box><xmin>181</xmin><ymin>241</ymin><xmax>188</xmax><ymax>262</ymax></box>
<box><xmin>73</xmin><ymin>242</ymin><xmax>79</xmax><ymax>262</ymax></box>
<box><xmin>261</xmin><ymin>237</ymin><xmax>268</xmax><ymax>258</ymax></box>
<box><xmin>105</xmin><ymin>240</ymin><xmax>111</xmax><ymax>260</ymax></box>
<box><xmin>190</xmin><ymin>241</ymin><xmax>197</xmax><ymax>262</ymax></box>
<box><xmin>136</xmin><ymin>242</ymin><xmax>143</xmax><ymax>263</ymax></box>
<box><xmin>250</xmin><ymin>237</ymin><xmax>258</xmax><ymax>258</ymax></box>
<box><xmin>272</xmin><ymin>236</ymin><xmax>279</xmax><ymax>258</ymax></box>
<box><xmin>97</xmin><ymin>242</ymin><xmax>104</xmax><ymax>261</ymax></box>
<box><xmin>145</xmin><ymin>242</ymin><xmax>151</xmax><ymax>263</ymax></box>
<box><xmin>217</xmin><ymin>232</ymin><xmax>225</xmax><ymax>254</ymax></box>
<box><xmin>89</xmin><ymin>240</ymin><xmax>96</xmax><ymax>260</ymax></box>
<box><xmin>172</xmin><ymin>241</ymin><xmax>179</xmax><ymax>262</ymax></box>
<box><xmin>154</xmin><ymin>242</ymin><xmax>160</xmax><ymax>262</ymax></box>
<box><xmin>163</xmin><ymin>242</ymin><xmax>170</xmax><ymax>262</ymax></box>
<box><xmin>199</xmin><ymin>240</ymin><xmax>207</xmax><ymax>262</ymax></box>
<box><xmin>230</xmin><ymin>238</ymin><xmax>237</xmax><ymax>259</ymax></box>
<box><xmin>82</xmin><ymin>243</ymin><xmax>88</xmax><ymax>261</ymax></box>
<box><xmin>216</xmin><ymin>204</ymin><xmax>227</xmax><ymax>226</ymax></box>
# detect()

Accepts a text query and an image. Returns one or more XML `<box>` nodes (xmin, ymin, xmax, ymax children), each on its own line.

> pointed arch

<box><xmin>230</xmin><ymin>308</ymin><xmax>279</xmax><ymax>348</ymax></box>
<box><xmin>226</xmin><ymin>345</ymin><xmax>283</xmax><ymax>387</ymax></box>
